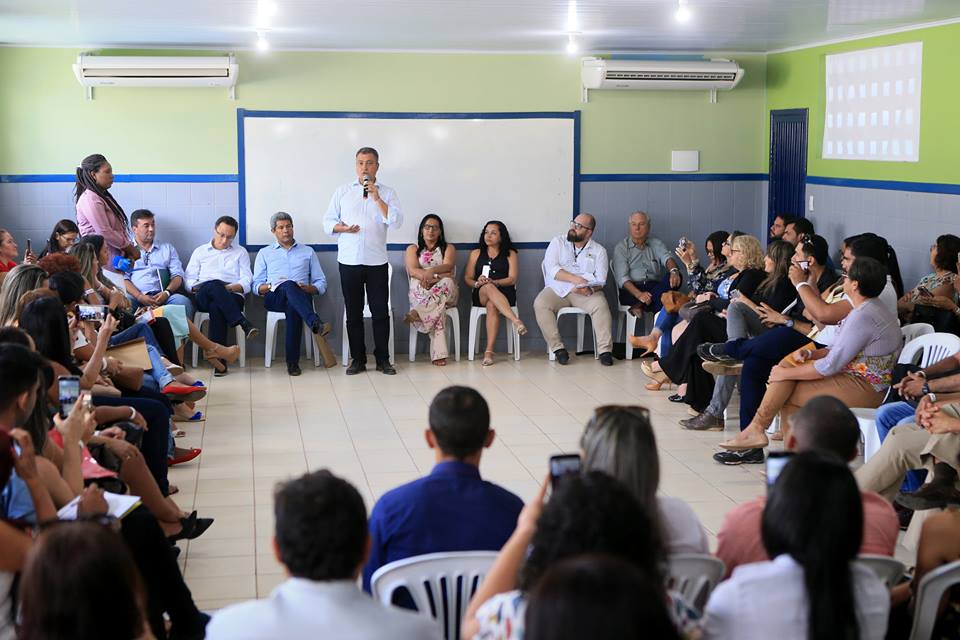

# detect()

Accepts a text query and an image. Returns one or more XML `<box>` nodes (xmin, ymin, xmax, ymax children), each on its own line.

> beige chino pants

<box><xmin>533</xmin><ymin>288</ymin><xmax>613</xmax><ymax>355</ymax></box>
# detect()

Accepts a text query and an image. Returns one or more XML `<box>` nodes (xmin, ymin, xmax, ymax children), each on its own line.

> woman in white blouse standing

<box><xmin>702</xmin><ymin>451</ymin><xmax>889</xmax><ymax>639</ymax></box>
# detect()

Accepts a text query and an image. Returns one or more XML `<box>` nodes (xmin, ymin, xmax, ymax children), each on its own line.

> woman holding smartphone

<box><xmin>896</xmin><ymin>234</ymin><xmax>960</xmax><ymax>328</ymax></box>
<box><xmin>465</xmin><ymin>220</ymin><xmax>527</xmax><ymax>366</ymax></box>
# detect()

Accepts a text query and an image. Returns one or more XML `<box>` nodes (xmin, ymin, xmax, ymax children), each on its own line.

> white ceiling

<box><xmin>2</xmin><ymin>0</ymin><xmax>959</xmax><ymax>53</ymax></box>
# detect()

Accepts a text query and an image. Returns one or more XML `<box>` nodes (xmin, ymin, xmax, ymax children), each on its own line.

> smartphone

<box><xmin>677</xmin><ymin>237</ymin><xmax>689</xmax><ymax>252</ymax></box>
<box><xmin>549</xmin><ymin>453</ymin><xmax>582</xmax><ymax>489</ymax></box>
<box><xmin>480</xmin><ymin>264</ymin><xmax>491</xmax><ymax>279</ymax></box>
<box><xmin>58</xmin><ymin>375</ymin><xmax>81</xmax><ymax>419</ymax></box>
<box><xmin>26</xmin><ymin>238</ymin><xmax>32</xmax><ymax>254</ymax></box>
<box><xmin>797</xmin><ymin>260</ymin><xmax>810</xmax><ymax>273</ymax></box>
<box><xmin>77</xmin><ymin>304</ymin><xmax>108</xmax><ymax>322</ymax></box>
<box><xmin>916</xmin><ymin>286</ymin><xmax>933</xmax><ymax>297</ymax></box>
<box><xmin>765</xmin><ymin>451</ymin><xmax>793</xmax><ymax>488</ymax></box>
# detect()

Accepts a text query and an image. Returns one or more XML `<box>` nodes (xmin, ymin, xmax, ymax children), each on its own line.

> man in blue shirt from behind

<box><xmin>362</xmin><ymin>386</ymin><xmax>524</xmax><ymax>594</ymax></box>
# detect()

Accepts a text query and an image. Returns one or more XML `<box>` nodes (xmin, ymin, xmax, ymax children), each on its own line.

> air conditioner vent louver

<box><xmin>582</xmin><ymin>58</ymin><xmax>744</xmax><ymax>91</ymax></box>
<box><xmin>73</xmin><ymin>55</ymin><xmax>238</xmax><ymax>89</ymax></box>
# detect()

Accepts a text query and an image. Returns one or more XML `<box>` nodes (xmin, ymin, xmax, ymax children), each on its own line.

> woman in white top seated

<box><xmin>702</xmin><ymin>451</ymin><xmax>890</xmax><ymax>640</ymax></box>
<box><xmin>580</xmin><ymin>405</ymin><xmax>708</xmax><ymax>554</ymax></box>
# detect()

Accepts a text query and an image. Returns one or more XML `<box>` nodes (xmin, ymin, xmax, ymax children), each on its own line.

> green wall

<box><xmin>0</xmin><ymin>48</ymin><xmax>766</xmax><ymax>175</ymax></box>
<box><xmin>766</xmin><ymin>21</ymin><xmax>960</xmax><ymax>184</ymax></box>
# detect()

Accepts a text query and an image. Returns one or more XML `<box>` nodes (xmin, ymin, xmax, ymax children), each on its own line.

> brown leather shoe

<box><xmin>702</xmin><ymin>361</ymin><xmax>743</xmax><ymax>377</ymax></box>
<box><xmin>680</xmin><ymin>412</ymin><xmax>725</xmax><ymax>431</ymax></box>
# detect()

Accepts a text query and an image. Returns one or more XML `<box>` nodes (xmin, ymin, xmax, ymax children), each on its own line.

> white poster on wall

<box><xmin>822</xmin><ymin>41</ymin><xmax>922</xmax><ymax>162</ymax></box>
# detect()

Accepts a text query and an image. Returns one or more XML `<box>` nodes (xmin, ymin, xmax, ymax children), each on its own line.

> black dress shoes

<box><xmin>376</xmin><ymin>360</ymin><xmax>397</xmax><ymax>375</ymax></box>
<box><xmin>287</xmin><ymin>363</ymin><xmax>302</xmax><ymax>376</ymax></box>
<box><xmin>346</xmin><ymin>360</ymin><xmax>367</xmax><ymax>375</ymax></box>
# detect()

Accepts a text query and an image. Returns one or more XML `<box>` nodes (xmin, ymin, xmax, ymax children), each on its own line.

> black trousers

<box><xmin>195</xmin><ymin>280</ymin><xmax>245</xmax><ymax>346</ymax></box>
<box><xmin>93</xmin><ymin>393</ymin><xmax>172</xmax><ymax>495</ymax></box>
<box><xmin>339</xmin><ymin>263</ymin><xmax>390</xmax><ymax>364</ymax></box>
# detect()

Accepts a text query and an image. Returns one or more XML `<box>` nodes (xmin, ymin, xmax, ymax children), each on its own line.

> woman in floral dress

<box><xmin>404</xmin><ymin>214</ymin><xmax>458</xmax><ymax>366</ymax></box>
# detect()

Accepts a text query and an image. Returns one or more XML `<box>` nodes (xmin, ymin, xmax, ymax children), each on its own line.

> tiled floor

<box><xmin>171</xmin><ymin>352</ymin><xmax>780</xmax><ymax>610</ymax></box>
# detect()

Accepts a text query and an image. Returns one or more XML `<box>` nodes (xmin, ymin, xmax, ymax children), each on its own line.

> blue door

<box><xmin>768</xmin><ymin>109</ymin><xmax>808</xmax><ymax>226</ymax></box>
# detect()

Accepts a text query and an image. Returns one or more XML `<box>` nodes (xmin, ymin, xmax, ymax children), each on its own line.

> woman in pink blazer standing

<box><xmin>75</xmin><ymin>154</ymin><xmax>140</xmax><ymax>268</ymax></box>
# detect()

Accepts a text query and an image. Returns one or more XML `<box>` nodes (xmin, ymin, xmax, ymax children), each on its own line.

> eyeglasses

<box><xmin>730</xmin><ymin>249</ymin><xmax>742</xmax><ymax>253</ymax></box>
<box><xmin>570</xmin><ymin>221</ymin><xmax>594</xmax><ymax>232</ymax></box>
<box><xmin>422</xmin><ymin>224</ymin><xmax>440</xmax><ymax>231</ymax></box>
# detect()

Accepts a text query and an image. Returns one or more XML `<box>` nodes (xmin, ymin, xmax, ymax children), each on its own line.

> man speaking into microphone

<box><xmin>323</xmin><ymin>147</ymin><xmax>403</xmax><ymax>375</ymax></box>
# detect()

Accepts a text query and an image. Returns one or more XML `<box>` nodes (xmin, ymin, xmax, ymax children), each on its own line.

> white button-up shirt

<box><xmin>206</xmin><ymin>578</ymin><xmax>440</xmax><ymax>640</ymax></box>
<box><xmin>184</xmin><ymin>241</ymin><xmax>253</xmax><ymax>294</ymax></box>
<box><xmin>322</xmin><ymin>179</ymin><xmax>403</xmax><ymax>266</ymax></box>
<box><xmin>541</xmin><ymin>234</ymin><xmax>609</xmax><ymax>298</ymax></box>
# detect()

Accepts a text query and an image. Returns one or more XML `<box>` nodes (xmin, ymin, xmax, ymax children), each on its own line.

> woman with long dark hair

<box><xmin>464</xmin><ymin>220</ymin><xmax>527</xmax><ymax>366</ymax></box>
<box><xmin>74</xmin><ymin>153</ymin><xmax>140</xmax><ymax>267</ymax></box>
<box><xmin>404</xmin><ymin>214</ymin><xmax>458</xmax><ymax>365</ymax></box>
<box><xmin>702</xmin><ymin>451</ymin><xmax>889</xmax><ymax>639</ymax></box>
<box><xmin>38</xmin><ymin>219</ymin><xmax>80</xmax><ymax>259</ymax></box>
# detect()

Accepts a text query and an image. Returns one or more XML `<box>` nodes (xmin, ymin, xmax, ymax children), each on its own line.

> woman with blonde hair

<box><xmin>0</xmin><ymin>264</ymin><xmax>48</xmax><ymax>326</ymax></box>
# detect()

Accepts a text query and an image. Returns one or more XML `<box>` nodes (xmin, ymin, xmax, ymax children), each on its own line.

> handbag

<box><xmin>661</xmin><ymin>291</ymin><xmax>692</xmax><ymax>314</ymax></box>
<box><xmin>679</xmin><ymin>300</ymin><xmax>712</xmax><ymax>322</ymax></box>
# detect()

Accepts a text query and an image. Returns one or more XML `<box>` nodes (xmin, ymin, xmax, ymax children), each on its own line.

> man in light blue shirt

<box><xmin>254</xmin><ymin>212</ymin><xmax>335</xmax><ymax>374</ymax></box>
<box><xmin>123</xmin><ymin>209</ymin><xmax>194</xmax><ymax>318</ymax></box>
<box><xmin>322</xmin><ymin>147</ymin><xmax>403</xmax><ymax>376</ymax></box>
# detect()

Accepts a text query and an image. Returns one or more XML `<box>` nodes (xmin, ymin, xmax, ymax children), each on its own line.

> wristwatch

<box><xmin>922</xmin><ymin>382</ymin><xmax>931</xmax><ymax>396</ymax></box>
<box><xmin>785</xmin><ymin>319</ymin><xmax>794</xmax><ymax>329</ymax></box>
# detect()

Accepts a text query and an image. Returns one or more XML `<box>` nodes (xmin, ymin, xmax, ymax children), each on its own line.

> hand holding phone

<box><xmin>58</xmin><ymin>375</ymin><xmax>81</xmax><ymax>419</ymax></box>
<box><xmin>549</xmin><ymin>453</ymin><xmax>581</xmax><ymax>489</ymax></box>
<box><xmin>916</xmin><ymin>286</ymin><xmax>933</xmax><ymax>298</ymax></box>
<box><xmin>765</xmin><ymin>451</ymin><xmax>793</xmax><ymax>488</ymax></box>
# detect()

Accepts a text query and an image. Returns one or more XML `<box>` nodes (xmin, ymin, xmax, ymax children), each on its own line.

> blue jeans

<box><xmin>110</xmin><ymin>321</ymin><xmax>163</xmax><ymax>352</ymax></box>
<box><xmin>876</xmin><ymin>401</ymin><xmax>927</xmax><ymax>492</ymax></box>
<box><xmin>140</xmin><ymin>344</ymin><xmax>175</xmax><ymax>392</ymax></box>
<box><xmin>264</xmin><ymin>281</ymin><xmax>320</xmax><ymax>366</ymax></box>
<box><xmin>726</xmin><ymin>326</ymin><xmax>815</xmax><ymax>430</ymax></box>
<box><xmin>655</xmin><ymin>311</ymin><xmax>679</xmax><ymax>357</ymax></box>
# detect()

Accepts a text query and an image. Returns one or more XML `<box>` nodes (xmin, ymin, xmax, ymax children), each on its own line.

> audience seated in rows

<box><xmin>715</xmin><ymin>396</ymin><xmax>898</xmax><ymax>576</ymax></box>
<box><xmin>462</xmin><ymin>471</ymin><xmax>700</xmax><ymax>640</ymax></box>
<box><xmin>207</xmin><ymin>470</ymin><xmax>440</xmax><ymax>640</ymax></box>
<box><xmin>463</xmin><ymin>220</ymin><xmax>526</xmax><ymax>366</ymax></box>
<box><xmin>37</xmin><ymin>218</ymin><xmax>79</xmax><ymax>259</ymax></box>
<box><xmin>718</xmin><ymin>257</ymin><xmax>902</xmax><ymax>457</ymax></box>
<box><xmin>896</xmin><ymin>234</ymin><xmax>960</xmax><ymax>331</ymax></box>
<box><xmin>631</xmin><ymin>229</ymin><xmax>734</xmax><ymax>360</ymax></box>
<box><xmin>534</xmin><ymin>213</ymin><xmax>614</xmax><ymax>366</ymax></box>
<box><xmin>362</xmin><ymin>386</ymin><xmax>523</xmax><ymax>593</ymax></box>
<box><xmin>0</xmin><ymin>228</ymin><xmax>34</xmax><ymax>273</ymax></box>
<box><xmin>702</xmin><ymin>451</ymin><xmax>890</xmax><ymax>639</ymax></box>
<box><xmin>612</xmin><ymin>210</ymin><xmax>682</xmax><ymax>318</ymax></box>
<box><xmin>767</xmin><ymin>213</ymin><xmax>793</xmax><ymax>242</ymax></box>
<box><xmin>125</xmin><ymin>208</ymin><xmax>195</xmax><ymax>318</ymax></box>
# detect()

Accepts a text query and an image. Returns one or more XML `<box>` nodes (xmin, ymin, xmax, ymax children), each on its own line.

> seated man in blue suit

<box><xmin>253</xmin><ymin>211</ymin><xmax>335</xmax><ymax>375</ymax></box>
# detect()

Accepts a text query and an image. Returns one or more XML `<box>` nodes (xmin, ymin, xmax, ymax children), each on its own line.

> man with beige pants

<box><xmin>856</xmin><ymin>395</ymin><xmax>960</xmax><ymax>507</ymax></box>
<box><xmin>534</xmin><ymin>213</ymin><xmax>614</xmax><ymax>366</ymax></box>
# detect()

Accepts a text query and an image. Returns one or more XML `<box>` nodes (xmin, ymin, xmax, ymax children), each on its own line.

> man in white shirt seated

<box><xmin>253</xmin><ymin>211</ymin><xmax>336</xmax><ymax>375</ymax></box>
<box><xmin>185</xmin><ymin>215</ymin><xmax>257</xmax><ymax>376</ymax></box>
<box><xmin>123</xmin><ymin>209</ymin><xmax>194</xmax><ymax>318</ymax></box>
<box><xmin>533</xmin><ymin>213</ymin><xmax>614</xmax><ymax>366</ymax></box>
<box><xmin>206</xmin><ymin>470</ymin><xmax>440</xmax><ymax>640</ymax></box>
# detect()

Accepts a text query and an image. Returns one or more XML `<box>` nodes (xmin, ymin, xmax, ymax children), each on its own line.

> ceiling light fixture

<box><xmin>256</xmin><ymin>30</ymin><xmax>270</xmax><ymax>52</ymax></box>
<box><xmin>566</xmin><ymin>0</ymin><xmax>578</xmax><ymax>32</ymax></box>
<box><xmin>566</xmin><ymin>34</ymin><xmax>579</xmax><ymax>55</ymax></box>
<box><xmin>675</xmin><ymin>0</ymin><xmax>692</xmax><ymax>23</ymax></box>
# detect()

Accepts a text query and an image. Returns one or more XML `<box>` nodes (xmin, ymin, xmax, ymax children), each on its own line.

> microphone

<box><xmin>362</xmin><ymin>174</ymin><xmax>369</xmax><ymax>199</ymax></box>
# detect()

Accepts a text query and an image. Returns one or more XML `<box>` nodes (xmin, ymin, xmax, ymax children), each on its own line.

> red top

<box><xmin>0</xmin><ymin>260</ymin><xmax>17</xmax><ymax>273</ymax></box>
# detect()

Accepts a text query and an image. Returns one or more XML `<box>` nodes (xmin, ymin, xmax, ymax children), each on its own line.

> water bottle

<box><xmin>111</xmin><ymin>255</ymin><xmax>133</xmax><ymax>273</ymax></box>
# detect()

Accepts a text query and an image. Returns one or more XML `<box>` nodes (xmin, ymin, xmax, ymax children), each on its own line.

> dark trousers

<box><xmin>120</xmin><ymin>506</ymin><xmax>206</xmax><ymax>639</ymax></box>
<box><xmin>195</xmin><ymin>280</ymin><xmax>245</xmax><ymax>346</ymax></box>
<box><xmin>618</xmin><ymin>273</ymin><xmax>675</xmax><ymax>312</ymax></box>
<box><xmin>92</xmin><ymin>394</ymin><xmax>171</xmax><ymax>495</ymax></box>
<box><xmin>725</xmin><ymin>326</ymin><xmax>817</xmax><ymax>429</ymax></box>
<box><xmin>265</xmin><ymin>281</ymin><xmax>320</xmax><ymax>366</ymax></box>
<box><xmin>340</xmin><ymin>263</ymin><xmax>390</xmax><ymax>364</ymax></box>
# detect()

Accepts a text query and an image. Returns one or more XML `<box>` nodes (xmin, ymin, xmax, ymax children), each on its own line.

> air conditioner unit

<box><xmin>581</xmin><ymin>58</ymin><xmax>744</xmax><ymax>91</ymax></box>
<box><xmin>73</xmin><ymin>55</ymin><xmax>238</xmax><ymax>98</ymax></box>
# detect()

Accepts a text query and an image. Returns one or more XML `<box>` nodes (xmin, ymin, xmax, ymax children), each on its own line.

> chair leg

<box><xmin>408</xmin><ymin>325</ymin><xmax>417</xmax><ymax>362</ymax></box>
<box><xmin>451</xmin><ymin>315</ymin><xmax>461</xmax><ymax>362</ymax></box>
<box><xmin>576</xmin><ymin>314</ymin><xmax>585</xmax><ymax>353</ymax></box>
<box><xmin>625</xmin><ymin>313</ymin><xmax>637</xmax><ymax>360</ymax></box>
<box><xmin>237</xmin><ymin>325</ymin><xmax>246</xmax><ymax>368</ymax></box>
<box><xmin>341</xmin><ymin>312</ymin><xmax>349</xmax><ymax>366</ymax></box>
<box><xmin>467</xmin><ymin>310</ymin><xmax>481</xmax><ymax>361</ymax></box>
<box><xmin>264</xmin><ymin>317</ymin><xmax>277</xmax><ymax>368</ymax></box>
<box><xmin>388</xmin><ymin>312</ymin><xmax>395</xmax><ymax>365</ymax></box>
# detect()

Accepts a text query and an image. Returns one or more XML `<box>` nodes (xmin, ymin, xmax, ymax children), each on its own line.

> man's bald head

<box><xmin>786</xmin><ymin>396</ymin><xmax>861</xmax><ymax>461</ymax></box>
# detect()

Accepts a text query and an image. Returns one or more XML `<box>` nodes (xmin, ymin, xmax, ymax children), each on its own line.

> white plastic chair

<box><xmin>854</xmin><ymin>331</ymin><xmax>960</xmax><ymax>461</ymax></box>
<box><xmin>618</xmin><ymin>306</ymin><xmax>658</xmax><ymax>360</ymax></box>
<box><xmin>902</xmin><ymin>322</ymin><xmax>936</xmax><ymax>344</ymax></box>
<box><xmin>856</xmin><ymin>554</ymin><xmax>905</xmax><ymax>588</ymax></box>
<box><xmin>667</xmin><ymin>553</ymin><xmax>725</xmax><ymax>612</ymax></box>
<box><xmin>341</xmin><ymin>262</ymin><xmax>395</xmax><ymax>366</ymax></box>
<box><xmin>409</xmin><ymin>308</ymin><xmax>461</xmax><ymax>362</ymax></box>
<box><xmin>264</xmin><ymin>298</ymin><xmax>321</xmax><ymax>368</ymax></box>
<box><xmin>467</xmin><ymin>305</ymin><xmax>520</xmax><ymax>361</ymax></box>
<box><xmin>548</xmin><ymin>306</ymin><xmax>598</xmax><ymax>360</ymax></box>
<box><xmin>370</xmin><ymin>551</ymin><xmax>497</xmax><ymax>640</ymax></box>
<box><xmin>909</xmin><ymin>559</ymin><xmax>960</xmax><ymax>640</ymax></box>
<box><xmin>190</xmin><ymin>311</ymin><xmax>246</xmax><ymax>368</ymax></box>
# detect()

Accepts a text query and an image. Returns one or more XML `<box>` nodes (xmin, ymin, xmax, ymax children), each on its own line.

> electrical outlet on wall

<box><xmin>808</xmin><ymin>195</ymin><xmax>815</xmax><ymax>212</ymax></box>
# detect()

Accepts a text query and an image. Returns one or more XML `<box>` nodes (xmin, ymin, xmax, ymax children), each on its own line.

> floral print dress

<box><xmin>408</xmin><ymin>248</ymin><xmax>458</xmax><ymax>361</ymax></box>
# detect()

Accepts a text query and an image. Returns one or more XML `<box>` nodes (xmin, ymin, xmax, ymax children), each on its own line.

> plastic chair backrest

<box><xmin>898</xmin><ymin>332</ymin><xmax>960</xmax><ymax>368</ymax></box>
<box><xmin>370</xmin><ymin>551</ymin><xmax>498</xmax><ymax>640</ymax></box>
<box><xmin>666</xmin><ymin>553</ymin><xmax>725</xmax><ymax>612</ymax></box>
<box><xmin>900</xmin><ymin>323</ymin><xmax>935</xmax><ymax>345</ymax></box>
<box><xmin>856</xmin><ymin>554</ymin><xmax>905</xmax><ymax>588</ymax></box>
<box><xmin>909</xmin><ymin>559</ymin><xmax>960</xmax><ymax>640</ymax></box>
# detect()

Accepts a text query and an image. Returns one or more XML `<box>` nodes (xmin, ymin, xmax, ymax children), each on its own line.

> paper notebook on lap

<box><xmin>57</xmin><ymin>492</ymin><xmax>141</xmax><ymax>520</ymax></box>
